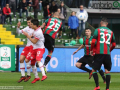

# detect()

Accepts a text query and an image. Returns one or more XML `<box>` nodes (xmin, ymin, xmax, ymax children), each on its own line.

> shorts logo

<box><xmin>37</xmin><ymin>51</ymin><xmax>41</xmax><ymax>56</ymax></box>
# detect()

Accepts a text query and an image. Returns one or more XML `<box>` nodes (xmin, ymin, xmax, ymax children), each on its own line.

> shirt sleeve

<box><xmin>111</xmin><ymin>32</ymin><xmax>116</xmax><ymax>43</ymax></box>
<box><xmin>34</xmin><ymin>32</ymin><xmax>41</xmax><ymax>40</ymax></box>
<box><xmin>16</xmin><ymin>27</ymin><xmax>27</xmax><ymax>34</ymax></box>
<box><xmin>45</xmin><ymin>19</ymin><xmax>49</xmax><ymax>24</ymax></box>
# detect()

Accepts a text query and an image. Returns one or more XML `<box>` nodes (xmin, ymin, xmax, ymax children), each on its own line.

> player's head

<box><xmin>53</xmin><ymin>12</ymin><xmax>60</xmax><ymax>18</ymax></box>
<box><xmin>100</xmin><ymin>17</ymin><xmax>108</xmax><ymax>27</ymax></box>
<box><xmin>31</xmin><ymin>19</ymin><xmax>39</xmax><ymax>30</ymax></box>
<box><xmin>85</xmin><ymin>28</ymin><xmax>91</xmax><ymax>36</ymax></box>
<box><xmin>27</xmin><ymin>16</ymin><xmax>33</xmax><ymax>28</ymax></box>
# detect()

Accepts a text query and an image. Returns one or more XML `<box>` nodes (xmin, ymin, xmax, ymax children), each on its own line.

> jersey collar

<box><xmin>35</xmin><ymin>26</ymin><xmax>41</xmax><ymax>31</ymax></box>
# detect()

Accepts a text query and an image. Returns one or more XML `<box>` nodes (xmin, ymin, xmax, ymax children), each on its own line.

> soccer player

<box><xmin>41</xmin><ymin>12</ymin><xmax>62</xmax><ymax>73</ymax></box>
<box><xmin>90</xmin><ymin>18</ymin><xmax>116</xmax><ymax>90</ymax></box>
<box><xmin>23</xmin><ymin>19</ymin><xmax>47</xmax><ymax>83</ymax></box>
<box><xmin>17</xmin><ymin>17</ymin><xmax>34</xmax><ymax>83</ymax></box>
<box><xmin>73</xmin><ymin>28</ymin><xmax>106</xmax><ymax>83</ymax></box>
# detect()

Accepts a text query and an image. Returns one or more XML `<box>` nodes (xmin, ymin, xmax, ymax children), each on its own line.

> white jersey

<box><xmin>33</xmin><ymin>27</ymin><xmax>45</xmax><ymax>50</ymax></box>
<box><xmin>17</xmin><ymin>26</ymin><xmax>34</xmax><ymax>46</ymax></box>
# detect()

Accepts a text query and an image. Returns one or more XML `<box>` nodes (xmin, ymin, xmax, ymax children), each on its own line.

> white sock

<box><xmin>20</xmin><ymin>63</ymin><xmax>25</xmax><ymax>76</ymax></box>
<box><xmin>26</xmin><ymin>61</ymin><xmax>31</xmax><ymax>76</ymax></box>
<box><xmin>38</xmin><ymin>62</ymin><xmax>46</xmax><ymax>76</ymax></box>
<box><xmin>32</xmin><ymin>65</ymin><xmax>39</xmax><ymax>78</ymax></box>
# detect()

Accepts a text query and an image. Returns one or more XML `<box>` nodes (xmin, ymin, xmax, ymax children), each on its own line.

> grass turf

<box><xmin>0</xmin><ymin>72</ymin><xmax>119</xmax><ymax>90</ymax></box>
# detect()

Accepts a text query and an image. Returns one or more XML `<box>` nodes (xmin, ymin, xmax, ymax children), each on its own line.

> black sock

<box><xmin>79</xmin><ymin>65</ymin><xmax>91</xmax><ymax>73</ymax></box>
<box><xmin>44</xmin><ymin>55</ymin><xmax>51</xmax><ymax>66</ymax></box>
<box><xmin>93</xmin><ymin>72</ymin><xmax>99</xmax><ymax>87</ymax></box>
<box><xmin>106</xmin><ymin>74</ymin><xmax>111</xmax><ymax>89</ymax></box>
<box><xmin>99</xmin><ymin>69</ymin><xmax>106</xmax><ymax>82</ymax></box>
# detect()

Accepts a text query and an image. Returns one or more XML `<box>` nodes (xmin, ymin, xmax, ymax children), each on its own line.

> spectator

<box><xmin>39</xmin><ymin>0</ymin><xmax>42</xmax><ymax>11</ymax></box>
<box><xmin>19</xmin><ymin>0</ymin><xmax>28</xmax><ymax>18</ymax></box>
<box><xmin>76</xmin><ymin>5</ymin><xmax>88</xmax><ymax>38</ymax></box>
<box><xmin>3</xmin><ymin>4</ymin><xmax>12</xmax><ymax>24</ymax></box>
<box><xmin>0</xmin><ymin>8</ymin><xmax>3</xmax><ymax>24</ymax></box>
<box><xmin>43</xmin><ymin>5</ymin><xmax>51</xmax><ymax>19</ymax></box>
<box><xmin>30</xmin><ymin>0</ymin><xmax>39</xmax><ymax>19</ymax></box>
<box><xmin>59</xmin><ymin>1</ymin><xmax>67</xmax><ymax>32</ymax></box>
<box><xmin>9</xmin><ymin>0</ymin><xmax>16</xmax><ymax>17</ymax></box>
<box><xmin>29</xmin><ymin>0</ymin><xmax>32</xmax><ymax>12</ymax></box>
<box><xmin>1</xmin><ymin>0</ymin><xmax>6</xmax><ymax>9</ymax></box>
<box><xmin>68</xmin><ymin>11</ymin><xmax>79</xmax><ymax>39</ymax></box>
<box><xmin>50</xmin><ymin>1</ymin><xmax>58</xmax><ymax>14</ymax></box>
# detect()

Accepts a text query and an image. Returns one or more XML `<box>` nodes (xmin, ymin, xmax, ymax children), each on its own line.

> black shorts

<box><xmin>92</xmin><ymin>54</ymin><xmax>112</xmax><ymax>71</ymax></box>
<box><xmin>77</xmin><ymin>55</ymin><xmax>94</xmax><ymax>67</ymax></box>
<box><xmin>44</xmin><ymin>34</ymin><xmax>55</xmax><ymax>52</ymax></box>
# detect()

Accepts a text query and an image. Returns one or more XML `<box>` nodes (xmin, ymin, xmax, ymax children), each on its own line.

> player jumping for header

<box><xmin>41</xmin><ymin>12</ymin><xmax>62</xmax><ymax>73</ymax></box>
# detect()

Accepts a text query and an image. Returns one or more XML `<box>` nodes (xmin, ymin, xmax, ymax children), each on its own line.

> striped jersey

<box><xmin>83</xmin><ymin>36</ymin><xmax>93</xmax><ymax>55</ymax></box>
<box><xmin>43</xmin><ymin>17</ymin><xmax>62</xmax><ymax>39</ymax></box>
<box><xmin>93</xmin><ymin>26</ymin><xmax>115</xmax><ymax>55</ymax></box>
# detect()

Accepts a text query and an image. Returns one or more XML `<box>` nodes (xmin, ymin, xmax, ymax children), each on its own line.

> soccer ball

<box><xmin>77</xmin><ymin>13</ymin><xmax>86</xmax><ymax>20</ymax></box>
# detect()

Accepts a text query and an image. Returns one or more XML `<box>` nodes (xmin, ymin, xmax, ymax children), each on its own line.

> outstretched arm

<box><xmin>73</xmin><ymin>45</ymin><xmax>85</xmax><ymax>55</ymax></box>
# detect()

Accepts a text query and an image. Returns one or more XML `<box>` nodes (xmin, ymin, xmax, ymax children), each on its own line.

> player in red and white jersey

<box><xmin>23</xmin><ymin>19</ymin><xmax>47</xmax><ymax>83</ymax></box>
<box><xmin>16</xmin><ymin>17</ymin><xmax>34</xmax><ymax>83</ymax></box>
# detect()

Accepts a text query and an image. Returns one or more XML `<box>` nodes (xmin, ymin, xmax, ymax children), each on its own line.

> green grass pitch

<box><xmin>0</xmin><ymin>72</ymin><xmax>119</xmax><ymax>90</ymax></box>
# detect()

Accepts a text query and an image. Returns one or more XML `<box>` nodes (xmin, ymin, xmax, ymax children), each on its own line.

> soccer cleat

<box><xmin>94</xmin><ymin>86</ymin><xmax>100</xmax><ymax>90</ymax></box>
<box><xmin>44</xmin><ymin>66</ymin><xmax>47</xmax><ymax>74</ymax></box>
<box><xmin>31</xmin><ymin>78</ymin><xmax>40</xmax><ymax>84</ymax></box>
<box><xmin>24</xmin><ymin>75</ymin><xmax>31</xmax><ymax>82</ymax></box>
<box><xmin>89</xmin><ymin>71</ymin><xmax>93</xmax><ymax>79</ymax></box>
<box><xmin>41</xmin><ymin>76</ymin><xmax>47</xmax><ymax>81</ymax></box>
<box><xmin>106</xmin><ymin>89</ymin><xmax>109</xmax><ymax>90</ymax></box>
<box><xmin>18</xmin><ymin>76</ymin><xmax>26</xmax><ymax>83</ymax></box>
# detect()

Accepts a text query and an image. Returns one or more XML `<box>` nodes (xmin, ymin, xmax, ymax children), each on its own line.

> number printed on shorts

<box><xmin>100</xmin><ymin>33</ymin><xmax>111</xmax><ymax>44</ymax></box>
<box><xmin>37</xmin><ymin>51</ymin><xmax>41</xmax><ymax>56</ymax></box>
<box><xmin>47</xmin><ymin>20</ymin><xmax>60</xmax><ymax>31</ymax></box>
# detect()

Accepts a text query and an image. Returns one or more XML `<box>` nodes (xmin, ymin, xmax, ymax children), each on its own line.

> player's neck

<box><xmin>101</xmin><ymin>25</ymin><xmax>107</xmax><ymax>27</ymax></box>
<box><xmin>34</xmin><ymin>27</ymin><xmax>38</xmax><ymax>30</ymax></box>
<box><xmin>86</xmin><ymin>35</ymin><xmax>91</xmax><ymax>39</ymax></box>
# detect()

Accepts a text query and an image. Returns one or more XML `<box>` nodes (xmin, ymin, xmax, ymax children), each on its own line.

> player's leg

<box><xmin>91</xmin><ymin>54</ymin><xmax>103</xmax><ymax>90</ymax></box>
<box><xmin>36</xmin><ymin>49</ymin><xmax>47</xmax><ymax>81</ymax></box>
<box><xmin>98</xmin><ymin>69</ymin><xmax>106</xmax><ymax>83</ymax></box>
<box><xmin>18</xmin><ymin>55</ymin><xmax>26</xmax><ymax>83</ymax></box>
<box><xmin>104</xmin><ymin>55</ymin><xmax>112</xmax><ymax>90</ymax></box>
<box><xmin>76</xmin><ymin>56</ymin><xmax>92</xmax><ymax>73</ymax></box>
<box><xmin>31</xmin><ymin>50</ymin><xmax>40</xmax><ymax>84</ymax></box>
<box><xmin>24</xmin><ymin>58</ymin><xmax>31</xmax><ymax>82</ymax></box>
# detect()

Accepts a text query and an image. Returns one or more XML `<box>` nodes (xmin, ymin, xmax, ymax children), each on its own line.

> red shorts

<box><xmin>21</xmin><ymin>45</ymin><xmax>33</xmax><ymax>60</ymax></box>
<box><xmin>30</xmin><ymin>48</ymin><xmax>45</xmax><ymax>65</ymax></box>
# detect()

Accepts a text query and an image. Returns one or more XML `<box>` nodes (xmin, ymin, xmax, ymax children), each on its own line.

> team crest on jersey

<box><xmin>90</xmin><ymin>41</ymin><xmax>92</xmax><ymax>44</ymax></box>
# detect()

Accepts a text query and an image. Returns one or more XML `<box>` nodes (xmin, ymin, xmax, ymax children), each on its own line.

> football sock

<box><xmin>79</xmin><ymin>65</ymin><xmax>91</xmax><ymax>72</ymax></box>
<box><xmin>26</xmin><ymin>61</ymin><xmax>31</xmax><ymax>76</ymax></box>
<box><xmin>32</xmin><ymin>65</ymin><xmax>39</xmax><ymax>78</ymax></box>
<box><xmin>93</xmin><ymin>72</ymin><xmax>99</xmax><ymax>87</ymax></box>
<box><xmin>106</xmin><ymin>73</ymin><xmax>111</xmax><ymax>89</ymax></box>
<box><xmin>38</xmin><ymin>62</ymin><xmax>46</xmax><ymax>76</ymax></box>
<box><xmin>44</xmin><ymin>55</ymin><xmax>51</xmax><ymax>66</ymax></box>
<box><xmin>20</xmin><ymin>63</ymin><xmax>25</xmax><ymax>76</ymax></box>
<box><xmin>99</xmin><ymin>69</ymin><xmax>106</xmax><ymax>82</ymax></box>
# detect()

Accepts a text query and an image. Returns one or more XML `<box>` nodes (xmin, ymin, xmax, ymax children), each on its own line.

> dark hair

<box><xmin>101</xmin><ymin>17</ymin><xmax>108</xmax><ymax>23</ymax></box>
<box><xmin>61</xmin><ymin>1</ymin><xmax>64</xmax><ymax>4</ymax></box>
<box><xmin>27</xmin><ymin>16</ymin><xmax>33</xmax><ymax>21</ymax></box>
<box><xmin>85</xmin><ymin>28</ymin><xmax>91</xmax><ymax>31</ymax></box>
<box><xmin>31</xmin><ymin>19</ymin><xmax>39</xmax><ymax>27</ymax></box>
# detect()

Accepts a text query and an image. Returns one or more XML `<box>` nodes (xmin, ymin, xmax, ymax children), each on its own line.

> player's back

<box><xmin>94</xmin><ymin>26</ymin><xmax>115</xmax><ymax>55</ymax></box>
<box><xmin>43</xmin><ymin>17</ymin><xmax>62</xmax><ymax>39</ymax></box>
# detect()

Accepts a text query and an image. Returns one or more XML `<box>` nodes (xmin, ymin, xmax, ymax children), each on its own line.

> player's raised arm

<box><xmin>16</xmin><ymin>21</ymin><xmax>22</xmax><ymax>34</ymax></box>
<box><xmin>73</xmin><ymin>44</ymin><xmax>85</xmax><ymax>55</ymax></box>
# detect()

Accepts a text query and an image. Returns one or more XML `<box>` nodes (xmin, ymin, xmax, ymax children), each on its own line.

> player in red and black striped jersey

<box><xmin>73</xmin><ymin>28</ymin><xmax>106</xmax><ymax>82</ymax></box>
<box><xmin>41</xmin><ymin>12</ymin><xmax>62</xmax><ymax>73</ymax></box>
<box><xmin>90</xmin><ymin>18</ymin><xmax>116</xmax><ymax>90</ymax></box>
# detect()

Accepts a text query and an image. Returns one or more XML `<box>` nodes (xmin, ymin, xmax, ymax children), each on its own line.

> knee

<box><xmin>25</xmin><ymin>59</ymin><xmax>29</xmax><ymax>63</ymax></box>
<box><xmin>19</xmin><ymin>59</ymin><xmax>24</xmax><ymax>63</ymax></box>
<box><xmin>75</xmin><ymin>63</ymin><xmax>81</xmax><ymax>68</ymax></box>
<box><xmin>105</xmin><ymin>69</ymin><xmax>110</xmax><ymax>74</ymax></box>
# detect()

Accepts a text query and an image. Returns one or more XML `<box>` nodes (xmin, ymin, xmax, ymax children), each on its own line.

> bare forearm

<box><xmin>76</xmin><ymin>45</ymin><xmax>85</xmax><ymax>52</ymax></box>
